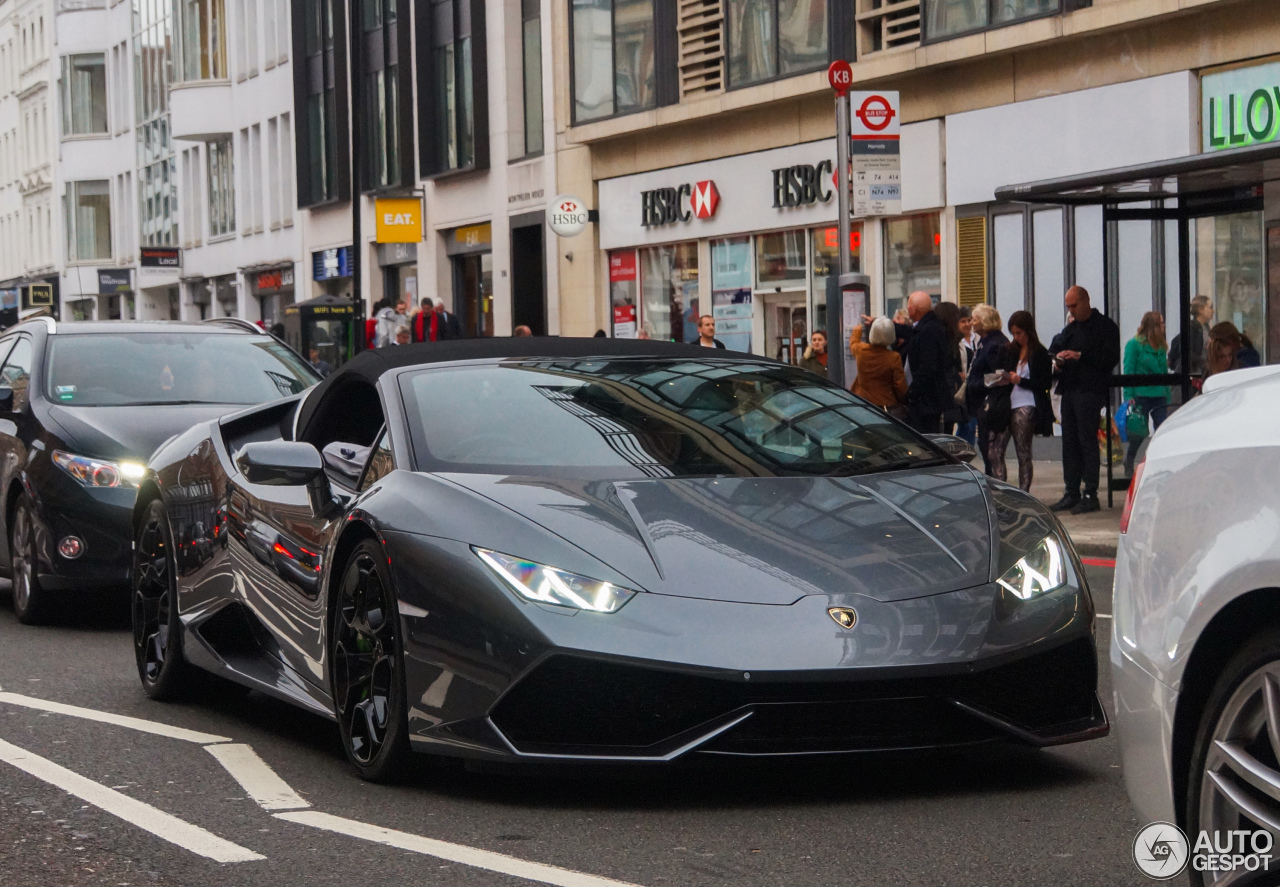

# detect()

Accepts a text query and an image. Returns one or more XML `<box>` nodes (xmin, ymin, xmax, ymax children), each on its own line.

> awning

<box><xmin>994</xmin><ymin>141</ymin><xmax>1280</xmax><ymax>206</ymax></box>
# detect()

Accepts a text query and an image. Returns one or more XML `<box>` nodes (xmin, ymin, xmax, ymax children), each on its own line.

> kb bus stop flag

<box><xmin>848</xmin><ymin>91</ymin><xmax>901</xmax><ymax>218</ymax></box>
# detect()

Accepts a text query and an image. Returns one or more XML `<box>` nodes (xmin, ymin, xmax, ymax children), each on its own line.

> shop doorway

<box><xmin>454</xmin><ymin>253</ymin><xmax>494</xmax><ymax>337</ymax></box>
<box><xmin>763</xmin><ymin>295</ymin><xmax>807</xmax><ymax>364</ymax></box>
<box><xmin>511</xmin><ymin>220</ymin><xmax>546</xmax><ymax>335</ymax></box>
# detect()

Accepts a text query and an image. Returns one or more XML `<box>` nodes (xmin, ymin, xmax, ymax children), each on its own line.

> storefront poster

<box><xmin>609</xmin><ymin>250</ymin><xmax>638</xmax><ymax>338</ymax></box>
<box><xmin>713</xmin><ymin>289</ymin><xmax>752</xmax><ymax>353</ymax></box>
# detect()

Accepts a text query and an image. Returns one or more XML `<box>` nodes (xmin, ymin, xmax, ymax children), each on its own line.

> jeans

<box><xmin>956</xmin><ymin>417</ymin><xmax>977</xmax><ymax>446</ymax></box>
<box><xmin>1060</xmin><ymin>390</ymin><xmax>1106</xmax><ymax>498</ymax></box>
<box><xmin>988</xmin><ymin>406</ymin><xmax>1036</xmax><ymax>491</ymax></box>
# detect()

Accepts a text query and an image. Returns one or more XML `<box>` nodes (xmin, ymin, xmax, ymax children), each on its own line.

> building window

<box><xmin>293</xmin><ymin>0</ymin><xmax>349</xmax><ymax>207</ymax></box>
<box><xmin>60</xmin><ymin>54</ymin><xmax>107</xmax><ymax>136</ymax></box>
<box><xmin>65</xmin><ymin>180</ymin><xmax>112</xmax><ymax>262</ymax></box>
<box><xmin>418</xmin><ymin>0</ymin><xmax>486</xmax><ymax>175</ymax></box>
<box><xmin>925</xmin><ymin>0</ymin><xmax>1061</xmax><ymax>42</ymax></box>
<box><xmin>883</xmin><ymin>212</ymin><xmax>941</xmax><ymax>320</ymax></box>
<box><xmin>362</xmin><ymin>0</ymin><xmax>412</xmax><ymax>187</ymax></box>
<box><xmin>727</xmin><ymin>0</ymin><xmax>827</xmax><ymax>89</ymax></box>
<box><xmin>572</xmin><ymin>0</ymin><xmax>665</xmax><ymax>123</ymax></box>
<box><xmin>207</xmin><ymin>136</ymin><xmax>234</xmax><ymax>237</ymax></box>
<box><xmin>136</xmin><ymin>0</ymin><xmax>178</xmax><ymax>247</ymax></box>
<box><xmin>180</xmin><ymin>0</ymin><xmax>228</xmax><ymax>80</ymax></box>
<box><xmin>521</xmin><ymin>0</ymin><xmax>542</xmax><ymax>156</ymax></box>
<box><xmin>639</xmin><ymin>241</ymin><xmax>698</xmax><ymax>342</ymax></box>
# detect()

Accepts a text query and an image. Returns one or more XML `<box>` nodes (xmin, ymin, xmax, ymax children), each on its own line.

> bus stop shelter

<box><xmin>995</xmin><ymin>140</ymin><xmax>1280</xmax><ymax>502</ymax></box>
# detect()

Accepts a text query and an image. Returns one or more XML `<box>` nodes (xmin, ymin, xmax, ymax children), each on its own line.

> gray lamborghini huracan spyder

<box><xmin>131</xmin><ymin>337</ymin><xmax>1107</xmax><ymax>781</ymax></box>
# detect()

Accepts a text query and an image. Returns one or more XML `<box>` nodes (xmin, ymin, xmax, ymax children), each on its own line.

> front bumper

<box><xmin>32</xmin><ymin>481</ymin><xmax>135</xmax><ymax>591</ymax></box>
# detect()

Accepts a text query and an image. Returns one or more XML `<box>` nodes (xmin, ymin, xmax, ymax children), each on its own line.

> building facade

<box><xmin>555</xmin><ymin>0</ymin><xmax>1280</xmax><ymax>363</ymax></box>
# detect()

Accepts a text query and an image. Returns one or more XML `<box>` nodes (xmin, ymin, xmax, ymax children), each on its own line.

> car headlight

<box><xmin>997</xmin><ymin>534</ymin><xmax>1069</xmax><ymax>600</ymax></box>
<box><xmin>474</xmin><ymin>548</ymin><xmax>637</xmax><ymax>613</ymax></box>
<box><xmin>52</xmin><ymin>451</ymin><xmax>146</xmax><ymax>489</ymax></box>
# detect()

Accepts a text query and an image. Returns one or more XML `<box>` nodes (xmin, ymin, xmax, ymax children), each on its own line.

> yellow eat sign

<box><xmin>375</xmin><ymin>198</ymin><xmax>423</xmax><ymax>244</ymax></box>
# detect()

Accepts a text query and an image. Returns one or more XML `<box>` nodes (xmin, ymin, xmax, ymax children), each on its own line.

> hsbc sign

<box><xmin>640</xmin><ymin>180</ymin><xmax>719</xmax><ymax>227</ymax></box>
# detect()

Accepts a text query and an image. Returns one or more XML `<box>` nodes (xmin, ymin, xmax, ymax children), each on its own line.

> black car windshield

<box><xmin>46</xmin><ymin>334</ymin><xmax>319</xmax><ymax>406</ymax></box>
<box><xmin>399</xmin><ymin>358</ymin><xmax>946</xmax><ymax>480</ymax></box>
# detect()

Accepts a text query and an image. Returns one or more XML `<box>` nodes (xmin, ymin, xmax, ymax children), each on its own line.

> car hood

<box><xmin>441</xmin><ymin>465</ymin><xmax>994</xmax><ymax>605</ymax></box>
<box><xmin>45</xmin><ymin>403</ymin><xmax>240</xmax><ymax>462</ymax></box>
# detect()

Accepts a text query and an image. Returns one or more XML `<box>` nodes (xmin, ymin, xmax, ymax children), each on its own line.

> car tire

<box><xmin>132</xmin><ymin>499</ymin><xmax>193</xmax><ymax>701</ymax></box>
<box><xmin>10</xmin><ymin>493</ymin><xmax>53</xmax><ymax>625</ymax></box>
<box><xmin>330</xmin><ymin>539</ymin><xmax>411</xmax><ymax>782</ymax></box>
<box><xmin>1185</xmin><ymin>629</ymin><xmax>1280</xmax><ymax>887</ymax></box>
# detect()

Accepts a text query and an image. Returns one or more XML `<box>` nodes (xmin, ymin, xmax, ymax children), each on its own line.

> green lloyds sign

<box><xmin>1202</xmin><ymin>62</ymin><xmax>1280</xmax><ymax>151</ymax></box>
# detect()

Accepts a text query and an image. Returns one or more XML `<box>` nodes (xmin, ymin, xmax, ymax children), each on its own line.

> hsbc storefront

<box><xmin>597</xmin><ymin>138</ymin><xmax>943</xmax><ymax>359</ymax></box>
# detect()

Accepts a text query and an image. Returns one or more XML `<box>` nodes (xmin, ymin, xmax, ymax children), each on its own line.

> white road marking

<box><xmin>0</xmin><ymin>737</ymin><xmax>264</xmax><ymax>863</ymax></box>
<box><xmin>276</xmin><ymin>810</ymin><xmax>644</xmax><ymax>887</ymax></box>
<box><xmin>205</xmin><ymin>744</ymin><xmax>309</xmax><ymax>811</ymax></box>
<box><xmin>0</xmin><ymin>692</ymin><xmax>231</xmax><ymax>745</ymax></box>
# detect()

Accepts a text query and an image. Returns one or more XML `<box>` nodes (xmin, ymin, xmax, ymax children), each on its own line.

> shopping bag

<box><xmin>1115</xmin><ymin>401</ymin><xmax>1129</xmax><ymax>444</ymax></box>
<box><xmin>1125</xmin><ymin>402</ymin><xmax>1149</xmax><ymax>440</ymax></box>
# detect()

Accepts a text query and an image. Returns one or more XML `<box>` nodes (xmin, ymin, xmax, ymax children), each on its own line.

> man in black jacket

<box><xmin>1048</xmin><ymin>285</ymin><xmax>1121</xmax><ymax>515</ymax></box>
<box><xmin>895</xmin><ymin>291</ymin><xmax>951</xmax><ymax>434</ymax></box>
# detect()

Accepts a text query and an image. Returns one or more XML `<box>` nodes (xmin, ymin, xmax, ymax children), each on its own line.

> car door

<box><xmin>0</xmin><ymin>335</ymin><xmax>35</xmax><ymax>568</ymax></box>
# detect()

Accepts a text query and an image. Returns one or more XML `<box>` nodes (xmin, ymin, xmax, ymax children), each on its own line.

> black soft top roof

<box><xmin>297</xmin><ymin>336</ymin><xmax>760</xmax><ymax>435</ymax></box>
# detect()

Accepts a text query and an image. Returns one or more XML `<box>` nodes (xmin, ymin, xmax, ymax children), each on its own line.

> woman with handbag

<box><xmin>986</xmin><ymin>311</ymin><xmax>1053</xmax><ymax>490</ymax></box>
<box><xmin>850</xmin><ymin>317</ymin><xmax>908</xmax><ymax>418</ymax></box>
<box><xmin>1122</xmin><ymin>312</ymin><xmax>1171</xmax><ymax>477</ymax></box>
<box><xmin>965</xmin><ymin>305</ymin><xmax>1008</xmax><ymax>476</ymax></box>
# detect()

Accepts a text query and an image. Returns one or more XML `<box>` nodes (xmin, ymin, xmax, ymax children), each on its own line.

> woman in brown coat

<box><xmin>850</xmin><ymin>316</ymin><xmax>908</xmax><ymax>415</ymax></box>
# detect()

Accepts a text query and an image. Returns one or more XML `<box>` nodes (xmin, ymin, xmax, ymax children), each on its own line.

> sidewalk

<box><xmin>1023</xmin><ymin>457</ymin><xmax>1124</xmax><ymax>558</ymax></box>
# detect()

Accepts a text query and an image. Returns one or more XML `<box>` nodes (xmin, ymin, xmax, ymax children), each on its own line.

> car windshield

<box><xmin>46</xmin><ymin>333</ymin><xmax>319</xmax><ymax>406</ymax></box>
<box><xmin>399</xmin><ymin>358</ymin><xmax>947</xmax><ymax>480</ymax></box>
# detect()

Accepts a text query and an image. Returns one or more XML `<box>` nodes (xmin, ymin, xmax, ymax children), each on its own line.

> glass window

<box><xmin>302</xmin><ymin>0</ymin><xmax>340</xmax><ymax>204</ymax></box>
<box><xmin>993</xmin><ymin>212</ymin><xmax>1025</xmax><ymax>322</ymax></box>
<box><xmin>756</xmin><ymin>230</ymin><xmax>806</xmax><ymax>287</ymax></box>
<box><xmin>992</xmin><ymin>0</ymin><xmax>1058</xmax><ymax>24</ymax></box>
<box><xmin>359</xmin><ymin>429</ymin><xmax>394</xmax><ymax>491</ymax></box>
<box><xmin>712</xmin><ymin>237</ymin><xmax>753</xmax><ymax>353</ymax></box>
<box><xmin>811</xmin><ymin>224</ymin><xmax>862</xmax><ymax>334</ymax></box>
<box><xmin>1197</xmin><ymin>211</ymin><xmax>1266</xmax><ymax>362</ymax></box>
<box><xmin>61</xmin><ymin>54</ymin><xmax>107</xmax><ymax>136</ymax></box>
<box><xmin>609</xmin><ymin>249</ymin><xmax>638</xmax><ymax>337</ymax></box>
<box><xmin>728</xmin><ymin>0</ymin><xmax>826</xmax><ymax>88</ymax></box>
<box><xmin>521</xmin><ymin>0</ymin><xmax>543</xmax><ymax>155</ymax></box>
<box><xmin>640</xmin><ymin>242</ymin><xmax>698</xmax><ymax>342</ymax></box>
<box><xmin>206</xmin><ymin>137</ymin><xmax>234</xmax><ymax>237</ymax></box>
<box><xmin>925</xmin><ymin>0</ymin><xmax>1060</xmax><ymax>40</ymax></box>
<box><xmin>1</xmin><ymin>338</ymin><xmax>32</xmax><ymax>412</ymax></box>
<box><xmin>135</xmin><ymin>0</ymin><xmax>178</xmax><ymax>247</ymax></box>
<box><xmin>883</xmin><ymin>213</ymin><xmax>941</xmax><ymax>321</ymax></box>
<box><xmin>64</xmin><ymin>180</ymin><xmax>112</xmax><ymax>262</ymax></box>
<box><xmin>180</xmin><ymin>0</ymin><xmax>227</xmax><ymax>81</ymax></box>
<box><xmin>429</xmin><ymin>0</ymin><xmax>475</xmax><ymax>173</ymax></box>
<box><xmin>399</xmin><ymin>360</ymin><xmax>946</xmax><ymax>480</ymax></box>
<box><xmin>1032</xmin><ymin>209</ymin><xmax>1064</xmax><ymax>331</ymax></box>
<box><xmin>364</xmin><ymin>0</ymin><xmax>402</xmax><ymax>186</ymax></box>
<box><xmin>46</xmin><ymin>334</ymin><xmax>319</xmax><ymax>406</ymax></box>
<box><xmin>572</xmin><ymin>0</ymin><xmax>653</xmax><ymax>123</ymax></box>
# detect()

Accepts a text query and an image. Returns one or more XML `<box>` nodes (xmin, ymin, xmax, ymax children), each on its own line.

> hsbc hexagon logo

<box><xmin>691</xmin><ymin>180</ymin><xmax>719</xmax><ymax>220</ymax></box>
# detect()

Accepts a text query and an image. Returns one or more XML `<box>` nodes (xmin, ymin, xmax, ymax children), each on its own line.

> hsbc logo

<box><xmin>640</xmin><ymin>180</ymin><xmax>719</xmax><ymax>227</ymax></box>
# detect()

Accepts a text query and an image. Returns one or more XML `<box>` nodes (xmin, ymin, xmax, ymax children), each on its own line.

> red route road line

<box><xmin>1081</xmin><ymin>557</ymin><xmax>1116</xmax><ymax>568</ymax></box>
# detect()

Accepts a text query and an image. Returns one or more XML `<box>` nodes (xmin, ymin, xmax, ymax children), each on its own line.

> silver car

<box><xmin>1113</xmin><ymin>365</ymin><xmax>1280</xmax><ymax>883</ymax></box>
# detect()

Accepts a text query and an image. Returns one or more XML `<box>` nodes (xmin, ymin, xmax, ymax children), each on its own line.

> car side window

<box><xmin>358</xmin><ymin>430</ymin><xmax>394</xmax><ymax>492</ymax></box>
<box><xmin>0</xmin><ymin>337</ymin><xmax>34</xmax><ymax>412</ymax></box>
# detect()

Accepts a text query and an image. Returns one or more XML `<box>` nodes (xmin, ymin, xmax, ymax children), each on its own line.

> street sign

<box><xmin>375</xmin><ymin>197</ymin><xmax>423</xmax><ymax>244</ymax></box>
<box><xmin>548</xmin><ymin>194</ymin><xmax>590</xmax><ymax>238</ymax></box>
<box><xmin>28</xmin><ymin>283</ymin><xmax>53</xmax><ymax>306</ymax></box>
<box><xmin>848</xmin><ymin>90</ymin><xmax>902</xmax><ymax>218</ymax></box>
<box><xmin>827</xmin><ymin>60</ymin><xmax>852</xmax><ymax>96</ymax></box>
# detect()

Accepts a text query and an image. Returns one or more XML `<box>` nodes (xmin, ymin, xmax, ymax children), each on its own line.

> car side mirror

<box><xmin>926</xmin><ymin>434</ymin><xmax>978</xmax><ymax>464</ymax></box>
<box><xmin>0</xmin><ymin>386</ymin><xmax>12</xmax><ymax>412</ymax></box>
<box><xmin>234</xmin><ymin>441</ymin><xmax>333</xmax><ymax>514</ymax></box>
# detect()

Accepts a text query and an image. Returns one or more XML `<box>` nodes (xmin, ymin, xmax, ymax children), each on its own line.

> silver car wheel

<box><xmin>1199</xmin><ymin>662</ymin><xmax>1280</xmax><ymax>885</ymax></box>
<box><xmin>11</xmin><ymin>505</ymin><xmax>31</xmax><ymax>612</ymax></box>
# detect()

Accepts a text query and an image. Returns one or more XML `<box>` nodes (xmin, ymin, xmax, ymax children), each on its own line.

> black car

<box><xmin>0</xmin><ymin>318</ymin><xmax>319</xmax><ymax>623</ymax></box>
<box><xmin>133</xmin><ymin>337</ymin><xmax>1107</xmax><ymax>781</ymax></box>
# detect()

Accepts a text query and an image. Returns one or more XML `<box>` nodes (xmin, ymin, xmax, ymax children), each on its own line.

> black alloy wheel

<box><xmin>132</xmin><ymin>499</ymin><xmax>192</xmax><ymax>700</ymax></box>
<box><xmin>331</xmin><ymin>539</ymin><xmax>409</xmax><ymax>781</ymax></box>
<box><xmin>1187</xmin><ymin>631</ymin><xmax>1280</xmax><ymax>887</ymax></box>
<box><xmin>10</xmin><ymin>493</ymin><xmax>51</xmax><ymax>625</ymax></box>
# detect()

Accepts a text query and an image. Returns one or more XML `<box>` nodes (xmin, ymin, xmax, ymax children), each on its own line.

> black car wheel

<box><xmin>132</xmin><ymin>499</ymin><xmax>192</xmax><ymax>700</ymax></box>
<box><xmin>331</xmin><ymin>539</ymin><xmax>410</xmax><ymax>781</ymax></box>
<box><xmin>10</xmin><ymin>494</ymin><xmax>51</xmax><ymax>625</ymax></box>
<box><xmin>1186</xmin><ymin>631</ymin><xmax>1280</xmax><ymax>887</ymax></box>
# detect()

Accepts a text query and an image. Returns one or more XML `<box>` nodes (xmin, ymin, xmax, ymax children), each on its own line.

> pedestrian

<box><xmin>429</xmin><ymin>300</ymin><xmax>464</xmax><ymax>340</ymax></box>
<box><xmin>513</xmin><ymin>324</ymin><xmax>533</xmax><ymax>337</ymax></box>
<box><xmin>849</xmin><ymin>317</ymin><xmax>907</xmax><ymax>417</ymax></box>
<box><xmin>365</xmin><ymin>300</ymin><xmax>383</xmax><ymax>350</ymax></box>
<box><xmin>1048</xmin><ymin>285</ymin><xmax>1121</xmax><ymax>515</ymax></box>
<box><xmin>393</xmin><ymin>325</ymin><xmax>411</xmax><ymax>346</ymax></box>
<box><xmin>374</xmin><ymin>299</ymin><xmax>406</xmax><ymax>348</ymax></box>
<box><xmin>800</xmin><ymin>330</ymin><xmax>828</xmax><ymax>377</ymax></box>
<box><xmin>955</xmin><ymin>306</ymin><xmax>979</xmax><ymax>445</ymax></box>
<box><xmin>1204</xmin><ymin>321</ymin><xmax>1244</xmax><ymax>381</ymax></box>
<box><xmin>966</xmin><ymin>305</ymin><xmax>1008</xmax><ymax>476</ymax></box>
<box><xmin>412</xmin><ymin>297</ymin><xmax>435</xmax><ymax>341</ymax></box>
<box><xmin>308</xmin><ymin>346</ymin><xmax>333</xmax><ymax>377</ymax></box>
<box><xmin>1169</xmin><ymin>294</ymin><xmax>1213</xmax><ymax>375</ymax></box>
<box><xmin>1122</xmin><ymin>311</ymin><xmax>1171</xmax><ymax>477</ymax></box>
<box><xmin>697</xmin><ymin>315</ymin><xmax>726</xmax><ymax>348</ymax></box>
<box><xmin>889</xmin><ymin>291</ymin><xmax>951</xmax><ymax>433</ymax></box>
<box><xmin>932</xmin><ymin>302</ymin><xmax>964</xmax><ymax>434</ymax></box>
<box><xmin>1239</xmin><ymin>332</ymin><xmax>1261</xmax><ymax>368</ymax></box>
<box><xmin>636</xmin><ymin>329</ymin><xmax>652</xmax><ymax>340</ymax></box>
<box><xmin>986</xmin><ymin>310</ymin><xmax>1052</xmax><ymax>491</ymax></box>
<box><xmin>593</xmin><ymin>329</ymin><xmax>608</xmax><ymax>338</ymax></box>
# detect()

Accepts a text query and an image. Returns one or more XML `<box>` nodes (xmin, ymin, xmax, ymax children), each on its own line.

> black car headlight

<box><xmin>474</xmin><ymin>547</ymin><xmax>637</xmax><ymax>613</ymax></box>
<box><xmin>52</xmin><ymin>451</ymin><xmax>146</xmax><ymax>489</ymax></box>
<box><xmin>997</xmin><ymin>534</ymin><xmax>1069</xmax><ymax>601</ymax></box>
